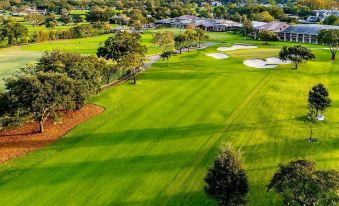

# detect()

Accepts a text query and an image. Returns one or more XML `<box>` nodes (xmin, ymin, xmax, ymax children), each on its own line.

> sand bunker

<box><xmin>266</xmin><ymin>57</ymin><xmax>292</xmax><ymax>64</ymax></box>
<box><xmin>243</xmin><ymin>57</ymin><xmax>292</xmax><ymax>69</ymax></box>
<box><xmin>206</xmin><ymin>53</ymin><xmax>229</xmax><ymax>59</ymax></box>
<box><xmin>217</xmin><ymin>44</ymin><xmax>258</xmax><ymax>51</ymax></box>
<box><xmin>244</xmin><ymin>59</ymin><xmax>277</xmax><ymax>68</ymax></box>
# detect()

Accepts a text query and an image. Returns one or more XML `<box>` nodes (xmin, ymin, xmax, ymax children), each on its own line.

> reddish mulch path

<box><xmin>0</xmin><ymin>104</ymin><xmax>104</xmax><ymax>163</ymax></box>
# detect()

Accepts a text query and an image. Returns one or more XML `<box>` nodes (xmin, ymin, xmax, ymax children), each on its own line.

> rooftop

<box><xmin>257</xmin><ymin>21</ymin><xmax>289</xmax><ymax>32</ymax></box>
<box><xmin>281</xmin><ymin>24</ymin><xmax>339</xmax><ymax>35</ymax></box>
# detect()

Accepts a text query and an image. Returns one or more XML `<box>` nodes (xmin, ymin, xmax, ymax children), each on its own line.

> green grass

<box><xmin>70</xmin><ymin>10</ymin><xmax>88</xmax><ymax>15</ymax></box>
<box><xmin>0</xmin><ymin>33</ymin><xmax>337</xmax><ymax>205</ymax></box>
<box><xmin>0</xmin><ymin>47</ymin><xmax>42</xmax><ymax>89</ymax></box>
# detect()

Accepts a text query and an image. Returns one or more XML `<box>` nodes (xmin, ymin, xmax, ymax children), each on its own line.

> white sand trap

<box><xmin>217</xmin><ymin>44</ymin><xmax>258</xmax><ymax>51</ymax></box>
<box><xmin>244</xmin><ymin>57</ymin><xmax>293</xmax><ymax>68</ymax></box>
<box><xmin>244</xmin><ymin>59</ymin><xmax>277</xmax><ymax>68</ymax></box>
<box><xmin>266</xmin><ymin>57</ymin><xmax>292</xmax><ymax>64</ymax></box>
<box><xmin>206</xmin><ymin>53</ymin><xmax>229</xmax><ymax>59</ymax></box>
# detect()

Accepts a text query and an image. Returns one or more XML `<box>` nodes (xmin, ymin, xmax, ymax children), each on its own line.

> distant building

<box><xmin>253</xmin><ymin>20</ymin><xmax>339</xmax><ymax>44</ymax></box>
<box><xmin>252</xmin><ymin>21</ymin><xmax>267</xmax><ymax>28</ymax></box>
<box><xmin>155</xmin><ymin>15</ymin><xmax>241</xmax><ymax>32</ymax></box>
<box><xmin>278</xmin><ymin>24</ymin><xmax>339</xmax><ymax>44</ymax></box>
<box><xmin>12</xmin><ymin>7</ymin><xmax>46</xmax><ymax>16</ymax></box>
<box><xmin>25</xmin><ymin>7</ymin><xmax>46</xmax><ymax>15</ymax></box>
<box><xmin>211</xmin><ymin>1</ymin><xmax>222</xmax><ymax>7</ymax></box>
<box><xmin>12</xmin><ymin>12</ymin><xmax>28</xmax><ymax>16</ymax></box>
<box><xmin>254</xmin><ymin>21</ymin><xmax>289</xmax><ymax>38</ymax></box>
<box><xmin>315</xmin><ymin>10</ymin><xmax>339</xmax><ymax>19</ymax></box>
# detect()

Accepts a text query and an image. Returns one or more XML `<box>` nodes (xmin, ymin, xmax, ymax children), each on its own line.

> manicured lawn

<box><xmin>0</xmin><ymin>34</ymin><xmax>337</xmax><ymax>205</ymax></box>
<box><xmin>70</xmin><ymin>10</ymin><xmax>89</xmax><ymax>15</ymax></box>
<box><xmin>0</xmin><ymin>47</ymin><xmax>42</xmax><ymax>90</ymax></box>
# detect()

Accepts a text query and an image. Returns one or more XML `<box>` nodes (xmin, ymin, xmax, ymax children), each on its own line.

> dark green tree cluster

<box><xmin>205</xmin><ymin>144</ymin><xmax>249</xmax><ymax>206</ymax></box>
<box><xmin>0</xmin><ymin>51</ymin><xmax>114</xmax><ymax>133</ymax></box>
<box><xmin>268</xmin><ymin>160</ymin><xmax>339</xmax><ymax>206</ymax></box>
<box><xmin>97</xmin><ymin>31</ymin><xmax>146</xmax><ymax>84</ymax></box>
<box><xmin>322</xmin><ymin>15</ymin><xmax>339</xmax><ymax>26</ymax></box>
<box><xmin>258</xmin><ymin>30</ymin><xmax>277</xmax><ymax>45</ymax></box>
<box><xmin>0</xmin><ymin>18</ymin><xmax>28</xmax><ymax>46</ymax></box>
<box><xmin>308</xmin><ymin>83</ymin><xmax>331</xmax><ymax>117</ymax></box>
<box><xmin>86</xmin><ymin>6</ymin><xmax>115</xmax><ymax>23</ymax></box>
<box><xmin>31</xmin><ymin>23</ymin><xmax>111</xmax><ymax>43</ymax></box>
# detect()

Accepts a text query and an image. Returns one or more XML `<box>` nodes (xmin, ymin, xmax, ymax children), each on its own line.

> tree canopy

<box><xmin>279</xmin><ymin>45</ymin><xmax>315</xmax><ymax>69</ymax></box>
<box><xmin>5</xmin><ymin>72</ymin><xmax>76</xmax><ymax>133</ymax></box>
<box><xmin>152</xmin><ymin>31</ymin><xmax>175</xmax><ymax>53</ymax></box>
<box><xmin>258</xmin><ymin>30</ymin><xmax>277</xmax><ymax>45</ymax></box>
<box><xmin>97</xmin><ymin>31</ymin><xmax>146</xmax><ymax>84</ymax></box>
<box><xmin>268</xmin><ymin>160</ymin><xmax>339</xmax><ymax>206</ymax></box>
<box><xmin>308</xmin><ymin>83</ymin><xmax>331</xmax><ymax>116</ymax></box>
<box><xmin>97</xmin><ymin>31</ymin><xmax>146</xmax><ymax>63</ymax></box>
<box><xmin>205</xmin><ymin>144</ymin><xmax>249</xmax><ymax>206</ymax></box>
<box><xmin>318</xmin><ymin>29</ymin><xmax>339</xmax><ymax>60</ymax></box>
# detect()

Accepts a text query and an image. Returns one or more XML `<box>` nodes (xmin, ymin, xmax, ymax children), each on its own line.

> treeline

<box><xmin>2</xmin><ymin>0</ymin><xmax>337</xmax><ymax>11</ymax></box>
<box><xmin>0</xmin><ymin>19</ymin><xmax>112</xmax><ymax>46</ymax></box>
<box><xmin>0</xmin><ymin>18</ymin><xmax>28</xmax><ymax>45</ymax></box>
<box><xmin>0</xmin><ymin>51</ymin><xmax>116</xmax><ymax>132</ymax></box>
<box><xmin>31</xmin><ymin>23</ymin><xmax>112</xmax><ymax>43</ymax></box>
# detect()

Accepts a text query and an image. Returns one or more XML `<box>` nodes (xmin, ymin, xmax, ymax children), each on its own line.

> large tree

<box><xmin>205</xmin><ymin>144</ymin><xmax>249</xmax><ymax>206</ymax></box>
<box><xmin>268</xmin><ymin>160</ymin><xmax>339</xmax><ymax>206</ymax></box>
<box><xmin>242</xmin><ymin>17</ymin><xmax>254</xmax><ymax>39</ymax></box>
<box><xmin>195</xmin><ymin>29</ymin><xmax>209</xmax><ymax>48</ymax></box>
<box><xmin>279</xmin><ymin>45</ymin><xmax>315</xmax><ymax>69</ymax></box>
<box><xmin>97</xmin><ymin>31</ymin><xmax>146</xmax><ymax>63</ymax></box>
<box><xmin>308</xmin><ymin>83</ymin><xmax>331</xmax><ymax>116</ymax></box>
<box><xmin>152</xmin><ymin>31</ymin><xmax>175</xmax><ymax>54</ymax></box>
<box><xmin>258</xmin><ymin>30</ymin><xmax>277</xmax><ymax>45</ymax></box>
<box><xmin>5</xmin><ymin>72</ymin><xmax>76</xmax><ymax>133</ymax></box>
<box><xmin>0</xmin><ymin>20</ymin><xmax>28</xmax><ymax>45</ymax></box>
<box><xmin>35</xmin><ymin>51</ymin><xmax>110</xmax><ymax>108</ymax></box>
<box><xmin>128</xmin><ymin>9</ymin><xmax>147</xmax><ymax>30</ymax></box>
<box><xmin>117</xmin><ymin>53</ymin><xmax>144</xmax><ymax>84</ymax></box>
<box><xmin>317</xmin><ymin>29</ymin><xmax>339</xmax><ymax>60</ymax></box>
<box><xmin>174</xmin><ymin>33</ymin><xmax>186</xmax><ymax>54</ymax></box>
<box><xmin>183</xmin><ymin>29</ymin><xmax>196</xmax><ymax>51</ymax></box>
<box><xmin>97</xmin><ymin>31</ymin><xmax>146</xmax><ymax>84</ymax></box>
<box><xmin>26</xmin><ymin>13</ymin><xmax>45</xmax><ymax>27</ymax></box>
<box><xmin>86</xmin><ymin>6</ymin><xmax>115</xmax><ymax>22</ymax></box>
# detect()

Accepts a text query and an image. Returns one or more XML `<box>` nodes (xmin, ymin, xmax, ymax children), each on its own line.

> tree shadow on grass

<box><xmin>0</xmin><ymin>150</ymin><xmax>208</xmax><ymax>189</ymax></box>
<box><xmin>111</xmin><ymin>190</ymin><xmax>214</xmax><ymax>206</ymax></box>
<box><xmin>295</xmin><ymin>115</ymin><xmax>307</xmax><ymax>122</ymax></box>
<box><xmin>46</xmin><ymin>123</ymin><xmax>224</xmax><ymax>151</ymax></box>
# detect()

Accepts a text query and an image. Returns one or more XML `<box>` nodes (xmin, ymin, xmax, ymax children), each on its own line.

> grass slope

<box><xmin>0</xmin><ymin>36</ymin><xmax>337</xmax><ymax>205</ymax></box>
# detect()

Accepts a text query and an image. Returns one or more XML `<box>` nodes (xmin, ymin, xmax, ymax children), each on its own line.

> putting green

<box><xmin>0</xmin><ymin>36</ymin><xmax>337</xmax><ymax>205</ymax></box>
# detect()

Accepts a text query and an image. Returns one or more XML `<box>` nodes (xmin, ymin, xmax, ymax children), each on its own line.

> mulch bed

<box><xmin>0</xmin><ymin>104</ymin><xmax>104</xmax><ymax>163</ymax></box>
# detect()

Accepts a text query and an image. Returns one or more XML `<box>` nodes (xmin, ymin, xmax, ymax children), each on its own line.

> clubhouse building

<box><xmin>156</xmin><ymin>15</ymin><xmax>339</xmax><ymax>44</ymax></box>
<box><xmin>254</xmin><ymin>21</ymin><xmax>339</xmax><ymax>44</ymax></box>
<box><xmin>155</xmin><ymin>15</ymin><xmax>241</xmax><ymax>31</ymax></box>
